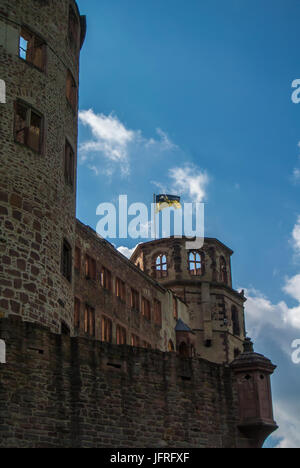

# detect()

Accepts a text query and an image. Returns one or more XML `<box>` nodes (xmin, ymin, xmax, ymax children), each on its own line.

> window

<box><xmin>74</xmin><ymin>297</ymin><xmax>80</xmax><ymax>329</ymax></box>
<box><xmin>19</xmin><ymin>27</ymin><xmax>46</xmax><ymax>71</ymax></box>
<box><xmin>68</xmin><ymin>5</ymin><xmax>79</xmax><ymax>48</ymax></box>
<box><xmin>116</xmin><ymin>277</ymin><xmax>126</xmax><ymax>302</ymax></box>
<box><xmin>101</xmin><ymin>266</ymin><xmax>112</xmax><ymax>291</ymax></box>
<box><xmin>154</xmin><ymin>299</ymin><xmax>162</xmax><ymax>327</ymax></box>
<box><xmin>84</xmin><ymin>304</ymin><xmax>95</xmax><ymax>337</ymax></box>
<box><xmin>101</xmin><ymin>316</ymin><xmax>112</xmax><ymax>343</ymax></box>
<box><xmin>64</xmin><ymin>140</ymin><xmax>75</xmax><ymax>187</ymax></box>
<box><xmin>188</xmin><ymin>251</ymin><xmax>203</xmax><ymax>276</ymax></box>
<box><xmin>131</xmin><ymin>334</ymin><xmax>140</xmax><ymax>347</ymax></box>
<box><xmin>231</xmin><ymin>306</ymin><xmax>240</xmax><ymax>336</ymax></box>
<box><xmin>168</xmin><ymin>340</ymin><xmax>175</xmax><ymax>352</ymax></box>
<box><xmin>74</xmin><ymin>246</ymin><xmax>81</xmax><ymax>272</ymax></box>
<box><xmin>66</xmin><ymin>70</ymin><xmax>77</xmax><ymax>112</ymax></box>
<box><xmin>130</xmin><ymin>288</ymin><xmax>139</xmax><ymax>311</ymax></box>
<box><xmin>85</xmin><ymin>254</ymin><xmax>96</xmax><ymax>280</ymax></box>
<box><xmin>15</xmin><ymin>101</ymin><xmax>43</xmax><ymax>153</ymax></box>
<box><xmin>155</xmin><ymin>254</ymin><xmax>168</xmax><ymax>278</ymax></box>
<box><xmin>142</xmin><ymin>297</ymin><xmax>151</xmax><ymax>321</ymax></box>
<box><xmin>61</xmin><ymin>239</ymin><xmax>72</xmax><ymax>282</ymax></box>
<box><xmin>220</xmin><ymin>256</ymin><xmax>227</xmax><ymax>284</ymax></box>
<box><xmin>116</xmin><ymin>325</ymin><xmax>126</xmax><ymax>345</ymax></box>
<box><xmin>173</xmin><ymin>297</ymin><xmax>178</xmax><ymax>320</ymax></box>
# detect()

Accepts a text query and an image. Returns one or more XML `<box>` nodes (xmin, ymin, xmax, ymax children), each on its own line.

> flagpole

<box><xmin>153</xmin><ymin>193</ymin><xmax>156</xmax><ymax>240</ymax></box>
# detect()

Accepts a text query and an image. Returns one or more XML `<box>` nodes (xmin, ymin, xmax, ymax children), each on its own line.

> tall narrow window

<box><xmin>220</xmin><ymin>256</ymin><xmax>228</xmax><ymax>284</ymax></box>
<box><xmin>101</xmin><ymin>267</ymin><xmax>112</xmax><ymax>291</ymax></box>
<box><xmin>74</xmin><ymin>246</ymin><xmax>81</xmax><ymax>272</ymax></box>
<box><xmin>154</xmin><ymin>299</ymin><xmax>162</xmax><ymax>327</ymax></box>
<box><xmin>142</xmin><ymin>297</ymin><xmax>151</xmax><ymax>321</ymax></box>
<box><xmin>64</xmin><ymin>140</ymin><xmax>75</xmax><ymax>187</ymax></box>
<box><xmin>19</xmin><ymin>27</ymin><xmax>46</xmax><ymax>71</ymax></box>
<box><xmin>74</xmin><ymin>297</ymin><xmax>81</xmax><ymax>329</ymax></box>
<box><xmin>188</xmin><ymin>251</ymin><xmax>203</xmax><ymax>276</ymax></box>
<box><xmin>84</xmin><ymin>304</ymin><xmax>95</xmax><ymax>337</ymax></box>
<box><xmin>116</xmin><ymin>325</ymin><xmax>126</xmax><ymax>345</ymax></box>
<box><xmin>231</xmin><ymin>306</ymin><xmax>240</xmax><ymax>336</ymax></box>
<box><xmin>85</xmin><ymin>254</ymin><xmax>96</xmax><ymax>280</ymax></box>
<box><xmin>61</xmin><ymin>239</ymin><xmax>72</xmax><ymax>282</ymax></box>
<box><xmin>130</xmin><ymin>288</ymin><xmax>139</xmax><ymax>311</ymax></box>
<box><xmin>155</xmin><ymin>254</ymin><xmax>168</xmax><ymax>278</ymax></box>
<box><xmin>15</xmin><ymin>101</ymin><xmax>43</xmax><ymax>153</ymax></box>
<box><xmin>131</xmin><ymin>334</ymin><xmax>140</xmax><ymax>347</ymax></box>
<box><xmin>173</xmin><ymin>297</ymin><xmax>178</xmax><ymax>320</ymax></box>
<box><xmin>101</xmin><ymin>316</ymin><xmax>112</xmax><ymax>343</ymax></box>
<box><xmin>68</xmin><ymin>6</ymin><xmax>79</xmax><ymax>48</ymax></box>
<box><xmin>66</xmin><ymin>70</ymin><xmax>77</xmax><ymax>112</ymax></box>
<box><xmin>116</xmin><ymin>277</ymin><xmax>126</xmax><ymax>302</ymax></box>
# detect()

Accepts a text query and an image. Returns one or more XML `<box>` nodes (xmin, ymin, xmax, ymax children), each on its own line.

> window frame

<box><xmin>61</xmin><ymin>238</ymin><xmax>72</xmax><ymax>282</ymax></box>
<box><xmin>188</xmin><ymin>250</ymin><xmax>204</xmax><ymax>276</ymax></box>
<box><xmin>84</xmin><ymin>304</ymin><xmax>95</xmax><ymax>337</ymax></box>
<box><xmin>155</xmin><ymin>254</ymin><xmax>168</xmax><ymax>278</ymax></box>
<box><xmin>116</xmin><ymin>324</ymin><xmax>127</xmax><ymax>345</ymax></box>
<box><xmin>74</xmin><ymin>297</ymin><xmax>81</xmax><ymax>329</ymax></box>
<box><xmin>141</xmin><ymin>297</ymin><xmax>151</xmax><ymax>321</ymax></box>
<box><xmin>101</xmin><ymin>315</ymin><xmax>112</xmax><ymax>343</ymax></box>
<box><xmin>64</xmin><ymin>139</ymin><xmax>75</xmax><ymax>187</ymax></box>
<box><xmin>116</xmin><ymin>277</ymin><xmax>126</xmax><ymax>302</ymax></box>
<box><xmin>19</xmin><ymin>26</ymin><xmax>47</xmax><ymax>72</ymax></box>
<box><xmin>130</xmin><ymin>288</ymin><xmax>140</xmax><ymax>311</ymax></box>
<box><xmin>101</xmin><ymin>266</ymin><xmax>112</xmax><ymax>291</ymax></box>
<box><xmin>85</xmin><ymin>254</ymin><xmax>96</xmax><ymax>281</ymax></box>
<box><xmin>14</xmin><ymin>100</ymin><xmax>44</xmax><ymax>154</ymax></box>
<box><xmin>66</xmin><ymin>69</ymin><xmax>77</xmax><ymax>112</ymax></box>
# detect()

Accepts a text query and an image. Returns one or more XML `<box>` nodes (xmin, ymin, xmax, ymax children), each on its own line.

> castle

<box><xmin>0</xmin><ymin>0</ymin><xmax>278</xmax><ymax>448</ymax></box>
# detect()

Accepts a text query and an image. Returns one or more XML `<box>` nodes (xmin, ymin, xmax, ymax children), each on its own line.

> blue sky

<box><xmin>76</xmin><ymin>0</ymin><xmax>300</xmax><ymax>447</ymax></box>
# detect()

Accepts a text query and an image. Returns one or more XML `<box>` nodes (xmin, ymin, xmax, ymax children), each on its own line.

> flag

<box><xmin>155</xmin><ymin>194</ymin><xmax>181</xmax><ymax>213</ymax></box>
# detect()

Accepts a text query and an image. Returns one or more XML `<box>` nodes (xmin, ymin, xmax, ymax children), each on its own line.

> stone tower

<box><xmin>131</xmin><ymin>237</ymin><xmax>247</xmax><ymax>364</ymax></box>
<box><xmin>0</xmin><ymin>0</ymin><xmax>86</xmax><ymax>333</ymax></box>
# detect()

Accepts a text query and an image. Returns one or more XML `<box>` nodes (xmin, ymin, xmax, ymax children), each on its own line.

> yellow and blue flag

<box><xmin>155</xmin><ymin>194</ymin><xmax>181</xmax><ymax>213</ymax></box>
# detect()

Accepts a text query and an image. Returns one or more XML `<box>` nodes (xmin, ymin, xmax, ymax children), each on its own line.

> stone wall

<box><xmin>0</xmin><ymin>315</ymin><xmax>251</xmax><ymax>448</ymax></box>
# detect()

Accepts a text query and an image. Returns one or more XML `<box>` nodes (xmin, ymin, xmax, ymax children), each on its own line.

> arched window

<box><xmin>168</xmin><ymin>340</ymin><xmax>175</xmax><ymax>352</ymax></box>
<box><xmin>156</xmin><ymin>254</ymin><xmax>168</xmax><ymax>278</ymax></box>
<box><xmin>220</xmin><ymin>256</ymin><xmax>227</xmax><ymax>284</ymax></box>
<box><xmin>188</xmin><ymin>251</ymin><xmax>203</xmax><ymax>276</ymax></box>
<box><xmin>231</xmin><ymin>306</ymin><xmax>240</xmax><ymax>336</ymax></box>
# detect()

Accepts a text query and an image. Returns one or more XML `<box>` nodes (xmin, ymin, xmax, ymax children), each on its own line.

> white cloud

<box><xmin>117</xmin><ymin>245</ymin><xmax>139</xmax><ymax>259</ymax></box>
<box><xmin>291</xmin><ymin>216</ymin><xmax>300</xmax><ymax>252</ymax></box>
<box><xmin>79</xmin><ymin>110</ymin><xmax>135</xmax><ymax>176</ymax></box>
<box><xmin>273</xmin><ymin>401</ymin><xmax>300</xmax><ymax>448</ymax></box>
<box><xmin>78</xmin><ymin>110</ymin><xmax>177</xmax><ymax>177</ymax></box>
<box><xmin>292</xmin><ymin>167</ymin><xmax>300</xmax><ymax>182</ymax></box>
<box><xmin>169</xmin><ymin>164</ymin><xmax>209</xmax><ymax>202</ymax></box>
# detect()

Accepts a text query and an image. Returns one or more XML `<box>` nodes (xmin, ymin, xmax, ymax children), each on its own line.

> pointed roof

<box><xmin>175</xmin><ymin>318</ymin><xmax>192</xmax><ymax>332</ymax></box>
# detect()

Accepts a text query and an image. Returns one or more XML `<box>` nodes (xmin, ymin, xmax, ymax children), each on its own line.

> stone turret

<box><xmin>231</xmin><ymin>338</ymin><xmax>278</xmax><ymax>447</ymax></box>
<box><xmin>0</xmin><ymin>0</ymin><xmax>86</xmax><ymax>333</ymax></box>
<box><xmin>131</xmin><ymin>237</ymin><xmax>246</xmax><ymax>364</ymax></box>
